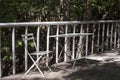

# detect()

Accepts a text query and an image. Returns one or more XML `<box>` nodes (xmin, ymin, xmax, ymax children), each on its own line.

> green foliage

<box><xmin>0</xmin><ymin>0</ymin><xmax>120</xmax><ymax>22</ymax></box>
<box><xmin>3</xmin><ymin>55</ymin><xmax>12</xmax><ymax>61</ymax></box>
<box><xmin>16</xmin><ymin>40</ymin><xmax>22</xmax><ymax>48</ymax></box>
<box><xmin>0</xmin><ymin>0</ymin><xmax>60</xmax><ymax>22</ymax></box>
<box><xmin>0</xmin><ymin>0</ymin><xmax>120</xmax><ymax>76</ymax></box>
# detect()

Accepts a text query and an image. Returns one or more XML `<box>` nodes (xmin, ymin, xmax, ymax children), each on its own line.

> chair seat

<box><xmin>30</xmin><ymin>51</ymin><xmax>51</xmax><ymax>56</ymax></box>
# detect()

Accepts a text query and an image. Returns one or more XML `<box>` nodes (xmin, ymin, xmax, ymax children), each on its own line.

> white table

<box><xmin>49</xmin><ymin>33</ymin><xmax>94</xmax><ymax>69</ymax></box>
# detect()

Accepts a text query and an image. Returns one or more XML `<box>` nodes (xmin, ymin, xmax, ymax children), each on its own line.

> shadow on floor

<box><xmin>64</xmin><ymin>62</ymin><xmax>120</xmax><ymax>80</ymax></box>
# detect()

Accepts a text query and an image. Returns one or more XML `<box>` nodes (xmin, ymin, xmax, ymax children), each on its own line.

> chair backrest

<box><xmin>21</xmin><ymin>33</ymin><xmax>34</xmax><ymax>41</ymax></box>
<box><xmin>21</xmin><ymin>33</ymin><xmax>37</xmax><ymax>50</ymax></box>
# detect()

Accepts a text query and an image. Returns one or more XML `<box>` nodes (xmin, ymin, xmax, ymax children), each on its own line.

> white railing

<box><xmin>0</xmin><ymin>20</ymin><xmax>120</xmax><ymax>77</ymax></box>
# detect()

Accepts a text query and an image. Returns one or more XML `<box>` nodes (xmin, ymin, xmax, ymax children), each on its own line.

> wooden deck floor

<box><xmin>1</xmin><ymin>50</ymin><xmax>120</xmax><ymax>80</ymax></box>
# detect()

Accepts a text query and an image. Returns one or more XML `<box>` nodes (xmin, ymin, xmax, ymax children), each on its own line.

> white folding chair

<box><xmin>21</xmin><ymin>33</ymin><xmax>52</xmax><ymax>77</ymax></box>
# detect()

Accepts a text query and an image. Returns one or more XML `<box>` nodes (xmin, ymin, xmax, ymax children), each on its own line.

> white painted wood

<box><xmin>56</xmin><ymin>25</ymin><xmax>59</xmax><ymax>63</ymax></box>
<box><xmin>117</xmin><ymin>23</ymin><xmax>120</xmax><ymax>48</ymax></box>
<box><xmin>118</xmin><ymin>36</ymin><xmax>120</xmax><ymax>48</ymax></box>
<box><xmin>0</xmin><ymin>28</ymin><xmax>2</xmax><ymax>77</ymax></box>
<box><xmin>72</xmin><ymin>25</ymin><xmax>76</xmax><ymax>60</ymax></box>
<box><xmin>12</xmin><ymin>27</ymin><xmax>15</xmax><ymax>75</ymax></box>
<box><xmin>116</xmin><ymin>23</ymin><xmax>120</xmax><ymax>48</ymax></box>
<box><xmin>64</xmin><ymin>25</ymin><xmax>68</xmax><ymax>62</ymax></box>
<box><xmin>91</xmin><ymin>24</ymin><xmax>95</xmax><ymax>54</ymax></box>
<box><xmin>78</xmin><ymin>24</ymin><xmax>84</xmax><ymax>58</ymax></box>
<box><xmin>0</xmin><ymin>20</ymin><xmax>120</xmax><ymax>27</ymax></box>
<box><xmin>46</xmin><ymin>26</ymin><xmax>50</xmax><ymax>65</ymax></box>
<box><xmin>78</xmin><ymin>24</ymin><xmax>83</xmax><ymax>58</ymax></box>
<box><xmin>86</xmin><ymin>24</ymin><xmax>89</xmax><ymax>55</ymax></box>
<box><xmin>25</xmin><ymin>27</ymin><xmax>28</xmax><ymax>71</ymax></box>
<box><xmin>49</xmin><ymin>33</ymin><xmax>94</xmax><ymax>38</ymax></box>
<box><xmin>110</xmin><ymin>23</ymin><xmax>114</xmax><ymax>48</ymax></box>
<box><xmin>106</xmin><ymin>23</ymin><xmax>110</xmax><ymax>48</ymax></box>
<box><xmin>36</xmin><ymin>26</ymin><xmax>40</xmax><ymax>59</ymax></box>
<box><xmin>102</xmin><ymin>24</ymin><xmax>105</xmax><ymax>52</ymax></box>
<box><xmin>97</xmin><ymin>24</ymin><xmax>100</xmax><ymax>52</ymax></box>
<box><xmin>114</xmin><ymin>23</ymin><xmax>117</xmax><ymax>48</ymax></box>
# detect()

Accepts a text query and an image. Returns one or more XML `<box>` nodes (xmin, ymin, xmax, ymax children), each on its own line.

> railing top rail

<box><xmin>0</xmin><ymin>20</ymin><xmax>120</xmax><ymax>27</ymax></box>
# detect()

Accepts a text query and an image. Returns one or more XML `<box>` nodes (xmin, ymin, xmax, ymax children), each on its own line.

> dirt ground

<box><xmin>1</xmin><ymin>50</ymin><xmax>120</xmax><ymax>80</ymax></box>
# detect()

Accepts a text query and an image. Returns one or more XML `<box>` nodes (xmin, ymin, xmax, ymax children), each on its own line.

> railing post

<box><xmin>77</xmin><ymin>24</ymin><xmax>83</xmax><ymax>58</ymax></box>
<box><xmin>110</xmin><ymin>23</ymin><xmax>114</xmax><ymax>48</ymax></box>
<box><xmin>106</xmin><ymin>23</ymin><xmax>110</xmax><ymax>48</ymax></box>
<box><xmin>25</xmin><ymin>27</ymin><xmax>28</xmax><ymax>71</ymax></box>
<box><xmin>0</xmin><ymin>28</ymin><xmax>2</xmax><ymax>77</ymax></box>
<box><xmin>114</xmin><ymin>23</ymin><xmax>117</xmax><ymax>48</ymax></box>
<box><xmin>102</xmin><ymin>23</ymin><xmax>105</xmax><ymax>52</ymax></box>
<box><xmin>97</xmin><ymin>23</ymin><xmax>100</xmax><ymax>52</ymax></box>
<box><xmin>64</xmin><ymin>25</ymin><xmax>68</xmax><ymax>62</ymax></box>
<box><xmin>37</xmin><ymin>26</ymin><xmax>40</xmax><ymax>59</ymax></box>
<box><xmin>117</xmin><ymin>23</ymin><xmax>120</xmax><ymax>48</ymax></box>
<box><xmin>12</xmin><ymin>27</ymin><xmax>15</xmax><ymax>75</ymax></box>
<box><xmin>72</xmin><ymin>25</ymin><xmax>76</xmax><ymax>60</ymax></box>
<box><xmin>46</xmin><ymin>25</ymin><xmax>50</xmax><ymax>65</ymax></box>
<box><xmin>91</xmin><ymin>24</ymin><xmax>95</xmax><ymax>54</ymax></box>
<box><xmin>56</xmin><ymin>25</ymin><xmax>59</xmax><ymax>63</ymax></box>
<box><xmin>85</xmin><ymin>24</ymin><xmax>89</xmax><ymax>55</ymax></box>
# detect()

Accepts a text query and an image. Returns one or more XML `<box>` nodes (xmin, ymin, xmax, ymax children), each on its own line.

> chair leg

<box><xmin>72</xmin><ymin>59</ymin><xmax>77</xmax><ymax>72</ymax></box>
<box><xmin>83</xmin><ymin>56</ymin><xmax>90</xmax><ymax>67</ymax></box>
<box><xmin>24</xmin><ymin>55</ymin><xmax>45</xmax><ymax>77</ymax></box>
<box><xmin>24</xmin><ymin>58</ymin><xmax>39</xmax><ymax>76</ymax></box>
<box><xmin>35</xmin><ymin>61</ymin><xmax>45</xmax><ymax>77</ymax></box>
<box><xmin>24</xmin><ymin>62</ymin><xmax>35</xmax><ymax>76</ymax></box>
<box><xmin>45</xmin><ymin>62</ymin><xmax>52</xmax><ymax>72</ymax></box>
<box><xmin>31</xmin><ymin>56</ymin><xmax>45</xmax><ymax>77</ymax></box>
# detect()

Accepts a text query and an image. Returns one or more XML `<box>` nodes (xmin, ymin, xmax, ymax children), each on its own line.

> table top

<box><xmin>49</xmin><ymin>33</ymin><xmax>94</xmax><ymax>37</ymax></box>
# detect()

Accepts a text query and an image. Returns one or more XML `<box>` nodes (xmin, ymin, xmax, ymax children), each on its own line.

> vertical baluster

<box><xmin>110</xmin><ymin>23</ymin><xmax>114</xmax><ymax>48</ymax></box>
<box><xmin>72</xmin><ymin>25</ymin><xmax>76</xmax><ymax>60</ymax></box>
<box><xmin>114</xmin><ymin>23</ymin><xmax>117</xmax><ymax>48</ymax></box>
<box><xmin>97</xmin><ymin>23</ymin><xmax>100</xmax><ymax>52</ymax></box>
<box><xmin>0</xmin><ymin>28</ymin><xmax>1</xmax><ymax>77</ymax></box>
<box><xmin>106</xmin><ymin>23</ymin><xmax>110</xmax><ymax>48</ymax></box>
<box><xmin>56</xmin><ymin>25</ymin><xmax>59</xmax><ymax>63</ymax></box>
<box><xmin>36</xmin><ymin>26</ymin><xmax>40</xmax><ymax>59</ymax></box>
<box><xmin>12</xmin><ymin>27</ymin><xmax>15</xmax><ymax>75</ymax></box>
<box><xmin>85</xmin><ymin>24</ymin><xmax>89</xmax><ymax>55</ymax></box>
<box><xmin>64</xmin><ymin>25</ymin><xmax>68</xmax><ymax>62</ymax></box>
<box><xmin>77</xmin><ymin>24</ymin><xmax>83</xmax><ymax>58</ymax></box>
<box><xmin>25</xmin><ymin>27</ymin><xmax>28</xmax><ymax>71</ymax></box>
<box><xmin>91</xmin><ymin>24</ymin><xmax>95</xmax><ymax>54</ymax></box>
<box><xmin>46</xmin><ymin>25</ymin><xmax>50</xmax><ymax>65</ymax></box>
<box><xmin>117</xmin><ymin>23</ymin><xmax>120</xmax><ymax>48</ymax></box>
<box><xmin>102</xmin><ymin>23</ymin><xmax>105</xmax><ymax>52</ymax></box>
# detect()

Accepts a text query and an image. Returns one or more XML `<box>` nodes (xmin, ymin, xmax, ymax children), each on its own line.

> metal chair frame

<box><xmin>21</xmin><ymin>33</ymin><xmax>51</xmax><ymax>77</ymax></box>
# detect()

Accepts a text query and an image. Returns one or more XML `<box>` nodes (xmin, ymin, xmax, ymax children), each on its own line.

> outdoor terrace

<box><xmin>0</xmin><ymin>20</ymin><xmax>120</xmax><ymax>80</ymax></box>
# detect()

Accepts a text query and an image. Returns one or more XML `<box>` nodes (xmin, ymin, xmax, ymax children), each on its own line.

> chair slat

<box><xmin>21</xmin><ymin>33</ymin><xmax>33</xmax><ymax>37</ymax></box>
<box><xmin>23</xmin><ymin>37</ymin><xmax>35</xmax><ymax>41</ymax></box>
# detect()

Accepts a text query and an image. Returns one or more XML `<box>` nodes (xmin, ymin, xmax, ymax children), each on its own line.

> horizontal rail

<box><xmin>0</xmin><ymin>20</ymin><xmax>120</xmax><ymax>27</ymax></box>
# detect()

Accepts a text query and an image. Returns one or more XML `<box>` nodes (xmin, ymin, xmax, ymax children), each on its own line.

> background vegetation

<box><xmin>0</xmin><ymin>0</ymin><xmax>120</xmax><ymax>76</ymax></box>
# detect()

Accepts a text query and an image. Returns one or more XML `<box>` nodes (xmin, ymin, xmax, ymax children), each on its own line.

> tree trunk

<box><xmin>77</xmin><ymin>0</ymin><xmax>93</xmax><ymax>57</ymax></box>
<box><xmin>83</xmin><ymin>0</ymin><xmax>92</xmax><ymax>20</ymax></box>
<box><xmin>60</xmin><ymin>0</ymin><xmax>71</xmax><ymax>62</ymax></box>
<box><xmin>60</xmin><ymin>0</ymin><xmax>70</xmax><ymax>21</ymax></box>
